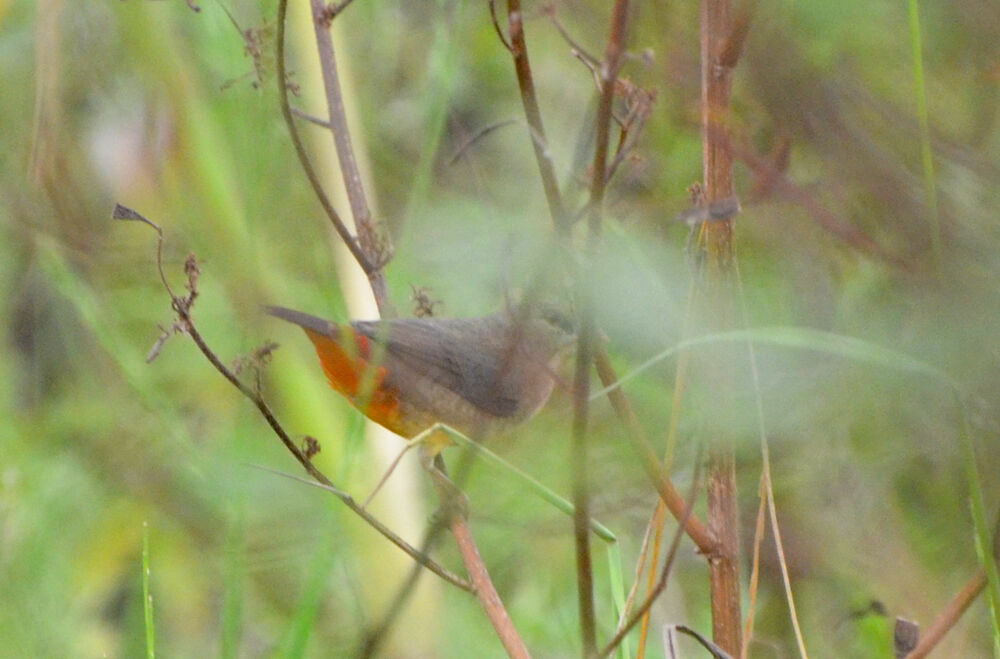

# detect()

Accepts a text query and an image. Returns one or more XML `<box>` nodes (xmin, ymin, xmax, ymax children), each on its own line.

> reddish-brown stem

<box><xmin>908</xmin><ymin>568</ymin><xmax>987</xmax><ymax>658</ymax></box>
<box><xmin>571</xmin><ymin>319</ymin><xmax>598</xmax><ymax>658</ymax></box>
<box><xmin>451</xmin><ymin>517</ymin><xmax>531</xmax><ymax>658</ymax></box>
<box><xmin>700</xmin><ymin>0</ymin><xmax>743</xmax><ymax>654</ymax></box>
<box><xmin>566</xmin><ymin>3</ymin><xmax>632</xmax><ymax>655</ymax></box>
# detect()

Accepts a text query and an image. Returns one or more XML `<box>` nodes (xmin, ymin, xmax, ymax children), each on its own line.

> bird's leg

<box><xmin>419</xmin><ymin>436</ymin><xmax>470</xmax><ymax>523</ymax></box>
<box><xmin>362</xmin><ymin>423</ymin><xmax>445</xmax><ymax>509</ymax></box>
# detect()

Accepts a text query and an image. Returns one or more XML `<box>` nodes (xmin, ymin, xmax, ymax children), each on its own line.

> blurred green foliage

<box><xmin>3</xmin><ymin>0</ymin><xmax>1000</xmax><ymax>656</ymax></box>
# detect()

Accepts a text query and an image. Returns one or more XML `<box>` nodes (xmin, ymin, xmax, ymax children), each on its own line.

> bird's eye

<box><xmin>541</xmin><ymin>308</ymin><xmax>575</xmax><ymax>335</ymax></box>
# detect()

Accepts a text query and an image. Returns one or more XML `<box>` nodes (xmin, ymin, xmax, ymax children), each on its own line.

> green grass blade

<box><xmin>593</xmin><ymin>326</ymin><xmax>960</xmax><ymax>400</ymax></box>
<box><xmin>142</xmin><ymin>521</ymin><xmax>155</xmax><ymax>659</ymax></box>
<box><xmin>439</xmin><ymin>425</ymin><xmax>617</xmax><ymax>543</ymax></box>
<box><xmin>956</xmin><ymin>396</ymin><xmax>1000</xmax><ymax>653</ymax></box>
<box><xmin>605</xmin><ymin>542</ymin><xmax>630</xmax><ymax>659</ymax></box>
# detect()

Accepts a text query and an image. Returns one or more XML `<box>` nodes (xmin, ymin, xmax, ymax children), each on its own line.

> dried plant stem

<box><xmin>635</xmin><ymin>284</ymin><xmax>697</xmax><ymax>658</ymax></box>
<box><xmin>908</xmin><ymin>568</ymin><xmax>987</xmax><ymax>658</ymax></box>
<box><xmin>740</xmin><ymin>479</ymin><xmax>768</xmax><ymax>659</ymax></box>
<box><xmin>594</xmin><ymin>353</ymin><xmax>715</xmax><ymax>554</ymax></box>
<box><xmin>506</xmin><ymin>0</ymin><xmax>569</xmax><ymax>234</ymax></box>
<box><xmin>566</xmin><ymin>3</ymin><xmax>633</xmax><ymax>654</ymax></box>
<box><xmin>700</xmin><ymin>0</ymin><xmax>743</xmax><ymax>653</ymax></box>
<box><xmin>451</xmin><ymin>512</ymin><xmax>531</xmax><ymax>659</ymax></box>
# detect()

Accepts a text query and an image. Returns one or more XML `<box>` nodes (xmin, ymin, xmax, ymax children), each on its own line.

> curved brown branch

<box><xmin>358</xmin><ymin>451</ymin><xmax>531</xmax><ymax>659</ymax></box>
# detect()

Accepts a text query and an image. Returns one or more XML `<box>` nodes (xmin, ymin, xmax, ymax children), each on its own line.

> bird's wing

<box><xmin>352</xmin><ymin>317</ymin><xmax>521</xmax><ymax>418</ymax></box>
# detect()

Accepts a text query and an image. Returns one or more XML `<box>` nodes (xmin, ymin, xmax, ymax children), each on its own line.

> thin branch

<box><xmin>318</xmin><ymin>0</ymin><xmax>359</xmax><ymax>23</ymax></box>
<box><xmin>571</xmin><ymin>313</ymin><xmax>598</xmax><ymax>658</ymax></box>
<box><xmin>305</xmin><ymin>0</ymin><xmax>374</xmax><ymax>236</ymax></box>
<box><xmin>447</xmin><ymin>119</ymin><xmax>519</xmax><ymax>166</ymax></box>
<box><xmin>568</xmin><ymin>3</ymin><xmax>632</xmax><ymax>655</ymax></box>
<box><xmin>700</xmin><ymin>0</ymin><xmax>743</xmax><ymax>653</ymax></box>
<box><xmin>276</xmin><ymin>0</ymin><xmax>394</xmax><ymax>313</ymax></box>
<box><xmin>544</xmin><ymin>5</ymin><xmax>600</xmax><ymax>67</ymax></box>
<box><xmin>908</xmin><ymin>568</ymin><xmax>987</xmax><ymax>658</ymax></box>
<box><xmin>488</xmin><ymin>0</ymin><xmax>514</xmax><ymax>53</ymax></box>
<box><xmin>664</xmin><ymin>625</ymin><xmax>734</xmax><ymax>659</ymax></box>
<box><xmin>568</xmin><ymin>0</ymin><xmax>628</xmax><ymax>657</ymax></box>
<box><xmin>290</xmin><ymin>106</ymin><xmax>332</xmax><ymax>129</ymax></box>
<box><xmin>740</xmin><ymin>477</ymin><xmax>768</xmax><ymax>658</ymax></box>
<box><xmin>448</xmin><ymin>482</ymin><xmax>531</xmax><ymax>658</ymax></box>
<box><xmin>359</xmin><ymin>450</ymin><xmax>530</xmax><ymax>659</ymax></box>
<box><xmin>505</xmin><ymin>0</ymin><xmax>570</xmax><ymax>234</ymax></box>
<box><xmin>113</xmin><ymin>205</ymin><xmax>469</xmax><ymax>591</ymax></box>
<box><xmin>275</xmin><ymin>0</ymin><xmax>372</xmax><ymax>272</ymax></box>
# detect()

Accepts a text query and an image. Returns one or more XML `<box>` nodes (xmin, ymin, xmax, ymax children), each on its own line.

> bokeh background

<box><xmin>3</xmin><ymin>0</ymin><xmax>1000</xmax><ymax>656</ymax></box>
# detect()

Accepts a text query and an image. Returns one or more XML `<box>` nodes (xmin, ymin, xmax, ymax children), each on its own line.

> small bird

<box><xmin>265</xmin><ymin>304</ymin><xmax>576</xmax><ymax>441</ymax></box>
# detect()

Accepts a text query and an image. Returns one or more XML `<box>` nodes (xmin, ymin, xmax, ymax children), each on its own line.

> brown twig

<box><xmin>318</xmin><ymin>0</ymin><xmax>358</xmax><ymax>23</ymax></box>
<box><xmin>505</xmin><ymin>0</ymin><xmax>570</xmax><ymax>235</ymax></box>
<box><xmin>908</xmin><ymin>568</ymin><xmax>987</xmax><ymax>658</ymax></box>
<box><xmin>290</xmin><ymin>106</ymin><xmax>332</xmax><ymax>129</ymax></box>
<box><xmin>489</xmin><ymin>0</ymin><xmax>514</xmax><ymax>53</ymax></box>
<box><xmin>112</xmin><ymin>204</ymin><xmax>469</xmax><ymax>592</ymax></box>
<box><xmin>567</xmin><ymin>3</ymin><xmax>632</xmax><ymax>654</ymax></box>
<box><xmin>359</xmin><ymin>446</ymin><xmax>532</xmax><ymax>658</ymax></box>
<box><xmin>571</xmin><ymin>318</ymin><xmax>598</xmax><ymax>659</ymax></box>
<box><xmin>700</xmin><ymin>0</ymin><xmax>743</xmax><ymax>653</ymax></box>
<box><xmin>447</xmin><ymin>119</ymin><xmax>519</xmax><ymax>166</ymax></box>
<box><xmin>544</xmin><ymin>5</ymin><xmax>600</xmax><ymax>67</ymax></box>
<box><xmin>447</xmin><ymin>479</ymin><xmax>531</xmax><ymax>659</ymax></box>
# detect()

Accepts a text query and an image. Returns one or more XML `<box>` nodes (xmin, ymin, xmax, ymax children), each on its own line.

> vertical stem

<box><xmin>304</xmin><ymin>0</ymin><xmax>391</xmax><ymax>312</ymax></box>
<box><xmin>571</xmin><ymin>2</ymin><xmax>631</xmax><ymax>654</ymax></box>
<box><xmin>700</xmin><ymin>0</ymin><xmax>742</xmax><ymax>654</ymax></box>
<box><xmin>506</xmin><ymin>0</ymin><xmax>569</xmax><ymax>235</ymax></box>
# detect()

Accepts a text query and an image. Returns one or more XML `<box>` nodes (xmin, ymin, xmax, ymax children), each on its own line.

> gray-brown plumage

<box><xmin>265</xmin><ymin>305</ymin><xmax>575</xmax><ymax>438</ymax></box>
